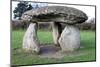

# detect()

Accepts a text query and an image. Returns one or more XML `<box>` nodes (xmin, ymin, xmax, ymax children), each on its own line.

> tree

<box><xmin>35</xmin><ymin>4</ymin><xmax>39</xmax><ymax>9</ymax></box>
<box><xmin>13</xmin><ymin>2</ymin><xmax>33</xmax><ymax>20</ymax></box>
<box><xmin>27</xmin><ymin>4</ymin><xmax>33</xmax><ymax>10</ymax></box>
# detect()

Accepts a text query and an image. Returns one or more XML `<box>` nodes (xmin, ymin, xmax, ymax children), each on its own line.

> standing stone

<box><xmin>58</xmin><ymin>25</ymin><xmax>80</xmax><ymax>51</ymax></box>
<box><xmin>22</xmin><ymin>23</ymin><xmax>40</xmax><ymax>53</ymax></box>
<box><xmin>52</xmin><ymin>22</ymin><xmax>62</xmax><ymax>46</ymax></box>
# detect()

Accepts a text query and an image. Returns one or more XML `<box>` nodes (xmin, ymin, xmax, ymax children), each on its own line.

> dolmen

<box><xmin>21</xmin><ymin>6</ymin><xmax>88</xmax><ymax>53</ymax></box>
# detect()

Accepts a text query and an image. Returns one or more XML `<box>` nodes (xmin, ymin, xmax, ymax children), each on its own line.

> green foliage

<box><xmin>13</xmin><ymin>2</ymin><xmax>33</xmax><ymax>19</ymax></box>
<box><xmin>11</xmin><ymin>30</ymin><xmax>96</xmax><ymax>66</ymax></box>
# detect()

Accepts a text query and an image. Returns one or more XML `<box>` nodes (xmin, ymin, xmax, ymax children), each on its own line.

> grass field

<box><xmin>11</xmin><ymin>30</ymin><xmax>96</xmax><ymax>66</ymax></box>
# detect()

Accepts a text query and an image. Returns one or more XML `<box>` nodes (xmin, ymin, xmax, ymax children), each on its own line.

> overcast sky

<box><xmin>12</xmin><ymin>1</ymin><xmax>95</xmax><ymax>21</ymax></box>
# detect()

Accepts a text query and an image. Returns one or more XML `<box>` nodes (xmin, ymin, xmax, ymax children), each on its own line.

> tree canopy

<box><xmin>13</xmin><ymin>2</ymin><xmax>33</xmax><ymax>20</ymax></box>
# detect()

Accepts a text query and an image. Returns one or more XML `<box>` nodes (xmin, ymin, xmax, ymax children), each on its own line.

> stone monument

<box><xmin>21</xmin><ymin>6</ymin><xmax>88</xmax><ymax>53</ymax></box>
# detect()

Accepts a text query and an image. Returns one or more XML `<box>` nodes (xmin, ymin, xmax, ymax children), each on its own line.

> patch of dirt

<box><xmin>13</xmin><ymin>43</ymin><xmax>84</xmax><ymax>59</ymax></box>
<box><xmin>39</xmin><ymin>44</ymin><xmax>64</xmax><ymax>59</ymax></box>
<box><xmin>38</xmin><ymin>44</ymin><xmax>78</xmax><ymax>59</ymax></box>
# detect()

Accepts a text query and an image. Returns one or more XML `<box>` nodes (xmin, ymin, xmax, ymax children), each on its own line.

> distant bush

<box><xmin>11</xmin><ymin>20</ymin><xmax>29</xmax><ymax>30</ymax></box>
<box><xmin>11</xmin><ymin>20</ymin><xmax>51</xmax><ymax>30</ymax></box>
<box><xmin>76</xmin><ymin>18</ymin><xmax>96</xmax><ymax>31</ymax></box>
<box><xmin>76</xmin><ymin>22</ymin><xmax>95</xmax><ymax>30</ymax></box>
<box><xmin>12</xmin><ymin>19</ymin><xmax>95</xmax><ymax>31</ymax></box>
<box><xmin>38</xmin><ymin>23</ymin><xmax>52</xmax><ymax>31</ymax></box>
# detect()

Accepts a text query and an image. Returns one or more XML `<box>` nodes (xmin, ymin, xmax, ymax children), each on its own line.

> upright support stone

<box><xmin>58</xmin><ymin>25</ymin><xmax>80</xmax><ymax>51</ymax></box>
<box><xmin>52</xmin><ymin>22</ymin><xmax>62</xmax><ymax>46</ymax></box>
<box><xmin>22</xmin><ymin>23</ymin><xmax>40</xmax><ymax>53</ymax></box>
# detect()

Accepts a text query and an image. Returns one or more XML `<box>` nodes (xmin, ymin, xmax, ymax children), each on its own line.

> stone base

<box><xmin>58</xmin><ymin>25</ymin><xmax>80</xmax><ymax>51</ymax></box>
<box><xmin>52</xmin><ymin>22</ymin><xmax>62</xmax><ymax>46</ymax></box>
<box><xmin>22</xmin><ymin>23</ymin><xmax>40</xmax><ymax>53</ymax></box>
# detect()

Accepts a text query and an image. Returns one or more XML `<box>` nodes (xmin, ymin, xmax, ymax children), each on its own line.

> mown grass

<box><xmin>11</xmin><ymin>30</ymin><xmax>96</xmax><ymax>66</ymax></box>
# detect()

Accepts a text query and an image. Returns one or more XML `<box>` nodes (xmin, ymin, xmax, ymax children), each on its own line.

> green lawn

<box><xmin>11</xmin><ymin>30</ymin><xmax>96</xmax><ymax>66</ymax></box>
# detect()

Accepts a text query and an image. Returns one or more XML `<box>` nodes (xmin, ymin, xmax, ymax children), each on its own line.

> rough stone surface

<box><xmin>22</xmin><ymin>23</ymin><xmax>40</xmax><ymax>53</ymax></box>
<box><xmin>51</xmin><ymin>22</ymin><xmax>62</xmax><ymax>46</ymax></box>
<box><xmin>58</xmin><ymin>25</ymin><xmax>80</xmax><ymax>51</ymax></box>
<box><xmin>21</xmin><ymin>6</ymin><xmax>88</xmax><ymax>24</ymax></box>
<box><xmin>52</xmin><ymin>22</ymin><xmax>59</xmax><ymax>45</ymax></box>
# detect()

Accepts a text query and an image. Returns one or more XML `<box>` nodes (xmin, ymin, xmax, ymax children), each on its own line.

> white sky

<box><xmin>12</xmin><ymin>1</ymin><xmax>95</xmax><ymax>20</ymax></box>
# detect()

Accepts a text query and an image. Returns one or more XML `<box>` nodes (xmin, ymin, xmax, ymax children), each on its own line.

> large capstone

<box><xmin>22</xmin><ymin>23</ymin><xmax>40</xmax><ymax>53</ymax></box>
<box><xmin>58</xmin><ymin>25</ymin><xmax>80</xmax><ymax>51</ymax></box>
<box><xmin>21</xmin><ymin>6</ymin><xmax>88</xmax><ymax>24</ymax></box>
